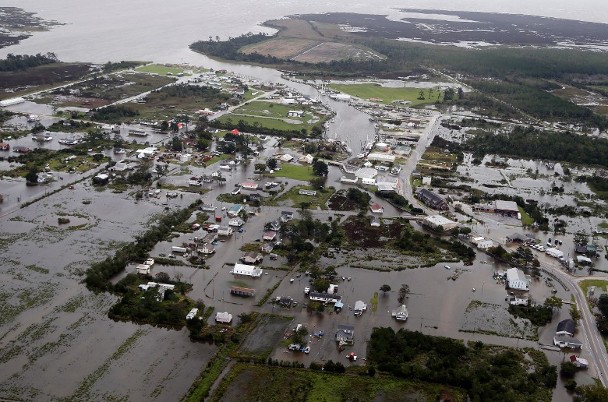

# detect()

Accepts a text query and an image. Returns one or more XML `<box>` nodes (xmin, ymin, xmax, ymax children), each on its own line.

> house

<box><xmin>279</xmin><ymin>296</ymin><xmax>293</xmax><ymax>307</ymax></box>
<box><xmin>198</xmin><ymin>243</ymin><xmax>215</xmax><ymax>255</ymax></box>
<box><xmin>476</xmin><ymin>239</ymin><xmax>494</xmax><ymax>250</ymax></box>
<box><xmin>241</xmin><ymin>252</ymin><xmax>263</xmax><ymax>264</ymax></box>
<box><xmin>369</xmin><ymin>203</ymin><xmax>384</xmax><ymax>214</ymax></box>
<box><xmin>217</xmin><ymin>226</ymin><xmax>234</xmax><ymax>236</ymax></box>
<box><xmin>263</xmin><ymin>231</ymin><xmax>277</xmax><ymax>241</ymax></box>
<box><xmin>508</xmin><ymin>296</ymin><xmax>528</xmax><ymax>306</ymax></box>
<box><xmin>138</xmin><ymin>282</ymin><xmax>175</xmax><ymax>300</ymax></box>
<box><xmin>136</xmin><ymin>264</ymin><xmax>151</xmax><ymax>275</ymax></box>
<box><xmin>556</xmin><ymin>319</ymin><xmax>576</xmax><ymax>337</ymax></box>
<box><xmin>421</xmin><ymin>215</ymin><xmax>458</xmax><ymax>232</ymax></box>
<box><xmin>260</xmin><ymin>243</ymin><xmax>274</xmax><ymax>253</ymax></box>
<box><xmin>335</xmin><ymin>324</ymin><xmax>355</xmax><ymax>345</ymax></box>
<box><xmin>230</xmin><ymin>263</ymin><xmax>263</xmax><ymax>277</ymax></box>
<box><xmin>308</xmin><ymin>292</ymin><xmax>341</xmax><ymax>303</ymax></box>
<box><xmin>506</xmin><ymin>268</ymin><xmax>529</xmax><ymax>291</ymax></box>
<box><xmin>287</xmin><ymin>110</ymin><xmax>304</xmax><ymax>118</ymax></box>
<box><xmin>506</xmin><ymin>233</ymin><xmax>528</xmax><ymax>243</ymax></box>
<box><xmin>416</xmin><ymin>189</ymin><xmax>448</xmax><ymax>210</ymax></box>
<box><xmin>201</xmin><ymin>203</ymin><xmax>216</xmax><ymax>212</ymax></box>
<box><xmin>186</xmin><ymin>308</ymin><xmax>198</xmax><ymax>320</ymax></box>
<box><xmin>299</xmin><ymin>154</ymin><xmax>314</xmax><ymax>164</ymax></box>
<box><xmin>280</xmin><ymin>211</ymin><xmax>294</xmax><ymax>222</ymax></box>
<box><xmin>227</xmin><ymin>204</ymin><xmax>243</xmax><ymax>217</ymax></box>
<box><xmin>392</xmin><ymin>304</ymin><xmax>409</xmax><ymax>321</ymax></box>
<box><xmin>494</xmin><ymin>200</ymin><xmax>520</xmax><ymax>217</ymax></box>
<box><xmin>554</xmin><ymin>335</ymin><xmax>583</xmax><ymax>349</ymax></box>
<box><xmin>353</xmin><ymin>300</ymin><xmax>367</xmax><ymax>316</ymax></box>
<box><xmin>93</xmin><ymin>173</ymin><xmax>110</xmax><ymax>185</ymax></box>
<box><xmin>215</xmin><ymin>312</ymin><xmax>233</xmax><ymax>324</ymax></box>
<box><xmin>334</xmin><ymin>300</ymin><xmax>344</xmax><ymax>311</ymax></box>
<box><xmin>367</xmin><ymin>153</ymin><xmax>396</xmax><ymax>163</ymax></box>
<box><xmin>230</xmin><ymin>286</ymin><xmax>256</xmax><ymax>297</ymax></box>
<box><xmin>280</xmin><ymin>154</ymin><xmax>294</xmax><ymax>162</ymax></box>
<box><xmin>228</xmin><ymin>218</ymin><xmax>244</xmax><ymax>227</ymax></box>
<box><xmin>241</xmin><ymin>181</ymin><xmax>259</xmax><ymax>191</ymax></box>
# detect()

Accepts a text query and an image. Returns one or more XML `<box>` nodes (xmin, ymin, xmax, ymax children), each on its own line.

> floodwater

<box><xmin>1</xmin><ymin>1</ymin><xmax>608</xmax><ymax>400</ymax></box>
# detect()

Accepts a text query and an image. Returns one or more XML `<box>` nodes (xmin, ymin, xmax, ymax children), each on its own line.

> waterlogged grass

<box><xmin>269</xmin><ymin>164</ymin><xmax>314</xmax><ymax>181</ymax></box>
<box><xmin>579</xmin><ymin>279</ymin><xmax>608</xmax><ymax>306</ymax></box>
<box><xmin>210</xmin><ymin>364</ymin><xmax>466</xmax><ymax>402</ymax></box>
<box><xmin>519</xmin><ymin>206</ymin><xmax>534</xmax><ymax>226</ymax></box>
<box><xmin>70</xmin><ymin>329</ymin><xmax>146</xmax><ymax>399</ymax></box>
<box><xmin>268</xmin><ymin>185</ymin><xmax>335</xmax><ymax>210</ymax></box>
<box><xmin>370</xmin><ymin>292</ymin><xmax>379</xmax><ymax>313</ymax></box>
<box><xmin>136</xmin><ymin>64</ymin><xmax>188</xmax><ymax>76</ymax></box>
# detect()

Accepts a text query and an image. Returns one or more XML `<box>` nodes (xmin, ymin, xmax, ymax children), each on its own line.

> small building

<box><xmin>186</xmin><ymin>308</ymin><xmax>198</xmax><ymax>320</ymax></box>
<box><xmin>93</xmin><ymin>173</ymin><xmax>110</xmax><ymax>185</ymax></box>
<box><xmin>546</xmin><ymin>247</ymin><xmax>564</xmax><ymax>259</ymax></box>
<box><xmin>415</xmin><ymin>189</ymin><xmax>448</xmax><ymax>210</ymax></box>
<box><xmin>392</xmin><ymin>304</ymin><xmax>409</xmax><ymax>321</ymax></box>
<box><xmin>228</xmin><ymin>218</ymin><xmax>244</xmax><ymax>227</ymax></box>
<box><xmin>335</xmin><ymin>324</ymin><xmax>355</xmax><ymax>345</ymax></box>
<box><xmin>554</xmin><ymin>335</ymin><xmax>582</xmax><ymax>349</ymax></box>
<box><xmin>494</xmin><ymin>200</ymin><xmax>520</xmax><ymax>217</ymax></box>
<box><xmin>308</xmin><ymin>292</ymin><xmax>341</xmax><ymax>303</ymax></box>
<box><xmin>506</xmin><ymin>233</ymin><xmax>528</xmax><ymax>243</ymax></box>
<box><xmin>299</xmin><ymin>154</ymin><xmax>314</xmax><ymax>164</ymax></box>
<box><xmin>198</xmin><ymin>243</ymin><xmax>215</xmax><ymax>255</ymax></box>
<box><xmin>369</xmin><ymin>203</ymin><xmax>384</xmax><ymax>214</ymax></box>
<box><xmin>367</xmin><ymin>153</ymin><xmax>396</xmax><ymax>163</ymax></box>
<box><xmin>241</xmin><ymin>181</ymin><xmax>259</xmax><ymax>191</ymax></box>
<box><xmin>136</xmin><ymin>264</ymin><xmax>151</xmax><ymax>275</ymax></box>
<box><xmin>556</xmin><ymin>319</ymin><xmax>576</xmax><ymax>337</ymax></box>
<box><xmin>334</xmin><ymin>300</ymin><xmax>344</xmax><ymax>311</ymax></box>
<box><xmin>422</xmin><ymin>215</ymin><xmax>458</xmax><ymax>231</ymax></box>
<box><xmin>354</xmin><ymin>167</ymin><xmax>377</xmax><ymax>182</ymax></box>
<box><xmin>217</xmin><ymin>226</ymin><xmax>234</xmax><ymax>236</ymax></box>
<box><xmin>263</xmin><ymin>231</ymin><xmax>277</xmax><ymax>241</ymax></box>
<box><xmin>230</xmin><ymin>286</ymin><xmax>256</xmax><ymax>297</ymax></box>
<box><xmin>298</xmin><ymin>189</ymin><xmax>317</xmax><ymax>196</ymax></box>
<box><xmin>353</xmin><ymin>300</ymin><xmax>367</xmax><ymax>316</ymax></box>
<box><xmin>230</xmin><ymin>263</ymin><xmax>263</xmax><ymax>277</ymax></box>
<box><xmin>241</xmin><ymin>252</ymin><xmax>263</xmax><ymax>264</ymax></box>
<box><xmin>287</xmin><ymin>110</ymin><xmax>304</xmax><ymax>118</ymax></box>
<box><xmin>260</xmin><ymin>243</ymin><xmax>274</xmax><ymax>253</ymax></box>
<box><xmin>476</xmin><ymin>239</ymin><xmax>494</xmax><ymax>250</ymax></box>
<box><xmin>508</xmin><ymin>296</ymin><xmax>528</xmax><ymax>306</ymax></box>
<box><xmin>506</xmin><ymin>268</ymin><xmax>529</xmax><ymax>291</ymax></box>
<box><xmin>215</xmin><ymin>312</ymin><xmax>233</xmax><ymax>324</ymax></box>
<box><xmin>227</xmin><ymin>204</ymin><xmax>244</xmax><ymax>217</ymax></box>
<box><xmin>577</xmin><ymin>255</ymin><xmax>592</xmax><ymax>265</ymax></box>
<box><xmin>280</xmin><ymin>211</ymin><xmax>294</xmax><ymax>222</ymax></box>
<box><xmin>280</xmin><ymin>153</ymin><xmax>294</xmax><ymax>162</ymax></box>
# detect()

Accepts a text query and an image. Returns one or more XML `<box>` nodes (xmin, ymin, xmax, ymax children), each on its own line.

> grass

<box><xmin>268</xmin><ymin>185</ymin><xmax>335</xmax><ymax>210</ymax></box>
<box><xmin>330</xmin><ymin>83</ymin><xmax>443</xmax><ymax>106</ymax></box>
<box><xmin>579</xmin><ymin>279</ymin><xmax>608</xmax><ymax>304</ymax></box>
<box><xmin>370</xmin><ymin>292</ymin><xmax>378</xmax><ymax>313</ymax></box>
<box><xmin>268</xmin><ymin>164</ymin><xmax>314</xmax><ymax>181</ymax></box>
<box><xmin>519</xmin><ymin>206</ymin><xmax>534</xmax><ymax>226</ymax></box>
<box><xmin>136</xmin><ymin>64</ymin><xmax>190</xmax><ymax>76</ymax></box>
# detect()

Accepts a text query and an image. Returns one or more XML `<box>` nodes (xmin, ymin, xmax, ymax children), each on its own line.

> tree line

<box><xmin>0</xmin><ymin>53</ymin><xmax>57</xmax><ymax>72</ymax></box>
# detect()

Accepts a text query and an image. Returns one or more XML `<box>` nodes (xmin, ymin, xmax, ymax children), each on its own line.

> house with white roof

<box><xmin>230</xmin><ymin>263</ymin><xmax>263</xmax><ymax>277</ymax></box>
<box><xmin>506</xmin><ymin>268</ymin><xmax>529</xmax><ymax>291</ymax></box>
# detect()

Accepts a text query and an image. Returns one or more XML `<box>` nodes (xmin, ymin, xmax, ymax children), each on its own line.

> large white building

<box><xmin>230</xmin><ymin>263</ymin><xmax>263</xmax><ymax>278</ymax></box>
<box><xmin>506</xmin><ymin>268</ymin><xmax>529</xmax><ymax>291</ymax></box>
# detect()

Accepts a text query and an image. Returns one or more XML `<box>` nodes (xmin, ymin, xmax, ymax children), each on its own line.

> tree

<box><xmin>570</xmin><ymin>304</ymin><xmax>581</xmax><ymax>321</ymax></box>
<box><xmin>398</xmin><ymin>284</ymin><xmax>410</xmax><ymax>304</ymax></box>
<box><xmin>312</xmin><ymin>278</ymin><xmax>330</xmax><ymax>293</ymax></box>
<box><xmin>309</xmin><ymin>176</ymin><xmax>326</xmax><ymax>190</ymax></box>
<box><xmin>155</xmin><ymin>163</ymin><xmax>169</xmax><ymax>179</ymax></box>
<box><xmin>160</xmin><ymin>120</ymin><xmax>169</xmax><ymax>131</ymax></box>
<box><xmin>155</xmin><ymin>272</ymin><xmax>171</xmax><ymax>283</ymax></box>
<box><xmin>544</xmin><ymin>296</ymin><xmax>563</xmax><ymax>311</ymax></box>
<box><xmin>266</xmin><ymin>158</ymin><xmax>278</xmax><ymax>170</ymax></box>
<box><xmin>576</xmin><ymin>382</ymin><xmax>608</xmax><ymax>402</ymax></box>
<box><xmin>560</xmin><ymin>361</ymin><xmax>577</xmax><ymax>378</ymax></box>
<box><xmin>380</xmin><ymin>284</ymin><xmax>391</xmax><ymax>293</ymax></box>
<box><xmin>25</xmin><ymin>169</ymin><xmax>39</xmax><ymax>184</ymax></box>
<box><xmin>417</xmin><ymin>90</ymin><xmax>425</xmax><ymax>100</ymax></box>
<box><xmin>312</xmin><ymin>159</ymin><xmax>328</xmax><ymax>176</ymax></box>
<box><xmin>170</xmin><ymin>136</ymin><xmax>183</xmax><ymax>151</ymax></box>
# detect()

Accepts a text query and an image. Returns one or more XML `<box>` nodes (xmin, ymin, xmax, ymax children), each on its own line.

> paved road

<box><xmin>539</xmin><ymin>259</ymin><xmax>608</xmax><ymax>386</ymax></box>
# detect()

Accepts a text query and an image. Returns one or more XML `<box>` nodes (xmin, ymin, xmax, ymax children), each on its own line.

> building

<box><xmin>354</xmin><ymin>167</ymin><xmax>377</xmax><ymax>182</ymax></box>
<box><xmin>556</xmin><ymin>319</ymin><xmax>576</xmax><ymax>337</ymax></box>
<box><xmin>506</xmin><ymin>268</ymin><xmax>529</xmax><ymax>291</ymax></box>
<box><xmin>392</xmin><ymin>304</ymin><xmax>409</xmax><ymax>321</ymax></box>
<box><xmin>136</xmin><ymin>264</ymin><xmax>151</xmax><ymax>275</ymax></box>
<box><xmin>93</xmin><ymin>173</ymin><xmax>110</xmax><ymax>185</ymax></box>
<box><xmin>554</xmin><ymin>335</ymin><xmax>583</xmax><ymax>349</ymax></box>
<box><xmin>228</xmin><ymin>218</ymin><xmax>244</xmax><ymax>227</ymax></box>
<box><xmin>298</xmin><ymin>189</ymin><xmax>316</xmax><ymax>196</ymax></box>
<box><xmin>353</xmin><ymin>300</ymin><xmax>367</xmax><ymax>316</ymax></box>
<box><xmin>367</xmin><ymin>153</ymin><xmax>396</xmax><ymax>163</ymax></box>
<box><xmin>241</xmin><ymin>252</ymin><xmax>263</xmax><ymax>264</ymax></box>
<box><xmin>217</xmin><ymin>226</ymin><xmax>234</xmax><ymax>236</ymax></box>
<box><xmin>287</xmin><ymin>110</ymin><xmax>304</xmax><ymax>118</ymax></box>
<box><xmin>228</xmin><ymin>204</ymin><xmax>244</xmax><ymax>217</ymax></box>
<box><xmin>494</xmin><ymin>200</ymin><xmax>520</xmax><ymax>217</ymax></box>
<box><xmin>230</xmin><ymin>263</ymin><xmax>263</xmax><ymax>278</ymax></box>
<box><xmin>506</xmin><ymin>233</ymin><xmax>528</xmax><ymax>243</ymax></box>
<box><xmin>335</xmin><ymin>324</ymin><xmax>355</xmax><ymax>345</ymax></box>
<box><xmin>280</xmin><ymin>211</ymin><xmax>294</xmax><ymax>222</ymax></box>
<box><xmin>421</xmin><ymin>215</ymin><xmax>458</xmax><ymax>231</ymax></box>
<box><xmin>369</xmin><ymin>203</ymin><xmax>384</xmax><ymax>214</ymax></box>
<box><xmin>263</xmin><ymin>231</ymin><xmax>277</xmax><ymax>241</ymax></box>
<box><xmin>241</xmin><ymin>181</ymin><xmax>259</xmax><ymax>191</ymax></box>
<box><xmin>215</xmin><ymin>312</ymin><xmax>233</xmax><ymax>324</ymax></box>
<box><xmin>308</xmin><ymin>292</ymin><xmax>341</xmax><ymax>303</ymax></box>
<box><xmin>230</xmin><ymin>286</ymin><xmax>256</xmax><ymax>297</ymax></box>
<box><xmin>415</xmin><ymin>189</ymin><xmax>448</xmax><ymax>210</ymax></box>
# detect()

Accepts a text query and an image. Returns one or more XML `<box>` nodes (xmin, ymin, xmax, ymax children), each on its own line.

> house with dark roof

<box><xmin>415</xmin><ymin>189</ymin><xmax>448</xmax><ymax>210</ymax></box>
<box><xmin>335</xmin><ymin>324</ymin><xmax>355</xmax><ymax>345</ymax></box>
<box><xmin>556</xmin><ymin>319</ymin><xmax>576</xmax><ymax>337</ymax></box>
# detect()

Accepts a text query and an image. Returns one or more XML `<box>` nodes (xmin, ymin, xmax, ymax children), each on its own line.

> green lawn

<box><xmin>579</xmin><ymin>280</ymin><xmax>608</xmax><ymax>304</ymax></box>
<box><xmin>270</xmin><ymin>164</ymin><xmax>314</xmax><ymax>181</ymax></box>
<box><xmin>136</xmin><ymin>64</ymin><xmax>189</xmax><ymax>76</ymax></box>
<box><xmin>330</xmin><ymin>83</ymin><xmax>443</xmax><ymax>106</ymax></box>
<box><xmin>268</xmin><ymin>185</ymin><xmax>335</xmax><ymax>210</ymax></box>
<box><xmin>519</xmin><ymin>206</ymin><xmax>534</xmax><ymax>226</ymax></box>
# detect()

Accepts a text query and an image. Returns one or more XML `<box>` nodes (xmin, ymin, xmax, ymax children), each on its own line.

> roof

<box><xmin>355</xmin><ymin>167</ymin><xmax>377</xmax><ymax>180</ymax></box>
<box><xmin>424</xmin><ymin>215</ymin><xmax>457</xmax><ymax>227</ymax></box>
<box><xmin>554</xmin><ymin>335</ymin><xmax>582</xmax><ymax>346</ymax></box>
<box><xmin>231</xmin><ymin>263</ymin><xmax>263</xmax><ymax>277</ymax></box>
<box><xmin>556</xmin><ymin>319</ymin><xmax>576</xmax><ymax>335</ymax></box>
<box><xmin>494</xmin><ymin>200</ymin><xmax>519</xmax><ymax>212</ymax></box>
<box><xmin>354</xmin><ymin>300</ymin><xmax>367</xmax><ymax>310</ymax></box>
<box><xmin>216</xmin><ymin>312</ymin><xmax>233</xmax><ymax>323</ymax></box>
<box><xmin>506</xmin><ymin>268</ymin><xmax>527</xmax><ymax>283</ymax></box>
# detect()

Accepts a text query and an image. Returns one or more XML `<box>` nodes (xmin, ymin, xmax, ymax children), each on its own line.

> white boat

<box><xmin>27</xmin><ymin>114</ymin><xmax>40</xmax><ymax>122</ymax></box>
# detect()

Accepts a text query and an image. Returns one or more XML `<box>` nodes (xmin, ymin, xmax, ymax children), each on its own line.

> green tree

<box><xmin>155</xmin><ymin>163</ymin><xmax>169</xmax><ymax>179</ymax></box>
<box><xmin>266</xmin><ymin>158</ymin><xmax>278</xmax><ymax>170</ymax></box>
<box><xmin>309</xmin><ymin>176</ymin><xmax>326</xmax><ymax>190</ymax></box>
<box><xmin>398</xmin><ymin>284</ymin><xmax>410</xmax><ymax>304</ymax></box>
<box><xmin>380</xmin><ymin>284</ymin><xmax>391</xmax><ymax>293</ymax></box>
<box><xmin>576</xmin><ymin>382</ymin><xmax>608</xmax><ymax>402</ymax></box>
<box><xmin>544</xmin><ymin>296</ymin><xmax>563</xmax><ymax>311</ymax></box>
<box><xmin>25</xmin><ymin>169</ymin><xmax>39</xmax><ymax>184</ymax></box>
<box><xmin>560</xmin><ymin>361</ymin><xmax>577</xmax><ymax>378</ymax></box>
<box><xmin>312</xmin><ymin>159</ymin><xmax>328</xmax><ymax>176</ymax></box>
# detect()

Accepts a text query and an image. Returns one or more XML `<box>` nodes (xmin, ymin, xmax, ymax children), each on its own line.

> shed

<box><xmin>215</xmin><ymin>312</ymin><xmax>233</xmax><ymax>324</ymax></box>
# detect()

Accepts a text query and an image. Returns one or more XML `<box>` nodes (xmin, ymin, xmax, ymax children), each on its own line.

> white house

<box><xmin>354</xmin><ymin>300</ymin><xmax>367</xmax><ymax>316</ymax></box>
<box><xmin>230</xmin><ymin>263</ymin><xmax>263</xmax><ymax>278</ymax></box>
<box><xmin>392</xmin><ymin>304</ymin><xmax>409</xmax><ymax>321</ymax></box>
<box><xmin>218</xmin><ymin>226</ymin><xmax>234</xmax><ymax>236</ymax></box>
<box><xmin>422</xmin><ymin>215</ymin><xmax>458</xmax><ymax>232</ymax></box>
<box><xmin>215</xmin><ymin>312</ymin><xmax>233</xmax><ymax>324</ymax></box>
<box><xmin>506</xmin><ymin>268</ymin><xmax>529</xmax><ymax>291</ymax></box>
<box><xmin>136</xmin><ymin>264</ymin><xmax>151</xmax><ymax>275</ymax></box>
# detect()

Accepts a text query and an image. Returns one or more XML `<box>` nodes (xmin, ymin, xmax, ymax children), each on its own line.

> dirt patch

<box><xmin>238</xmin><ymin>314</ymin><xmax>292</xmax><ymax>357</ymax></box>
<box><xmin>241</xmin><ymin>38</ymin><xmax>320</xmax><ymax>60</ymax></box>
<box><xmin>291</xmin><ymin>42</ymin><xmax>382</xmax><ymax>63</ymax></box>
<box><xmin>460</xmin><ymin>300</ymin><xmax>538</xmax><ymax>341</ymax></box>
